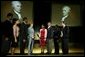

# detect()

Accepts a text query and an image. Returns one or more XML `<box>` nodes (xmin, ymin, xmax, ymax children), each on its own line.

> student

<box><xmin>39</xmin><ymin>24</ymin><xmax>47</xmax><ymax>54</ymax></box>
<box><xmin>27</xmin><ymin>24</ymin><xmax>34</xmax><ymax>55</ymax></box>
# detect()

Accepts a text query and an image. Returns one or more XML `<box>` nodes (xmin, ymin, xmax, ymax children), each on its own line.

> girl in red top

<box><xmin>39</xmin><ymin>25</ymin><xmax>47</xmax><ymax>54</ymax></box>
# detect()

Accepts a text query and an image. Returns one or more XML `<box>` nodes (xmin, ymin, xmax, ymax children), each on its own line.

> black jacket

<box><xmin>2</xmin><ymin>20</ymin><xmax>13</xmax><ymax>40</ymax></box>
<box><xmin>19</xmin><ymin>22</ymin><xmax>28</xmax><ymax>41</ymax></box>
<box><xmin>47</xmin><ymin>26</ymin><xmax>54</xmax><ymax>39</ymax></box>
<box><xmin>61</xmin><ymin>26</ymin><xmax>69</xmax><ymax>39</ymax></box>
<box><xmin>53</xmin><ymin>26</ymin><xmax>61</xmax><ymax>39</ymax></box>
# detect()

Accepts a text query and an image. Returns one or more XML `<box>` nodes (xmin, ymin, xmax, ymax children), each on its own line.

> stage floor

<box><xmin>7</xmin><ymin>43</ymin><xmax>84</xmax><ymax>56</ymax></box>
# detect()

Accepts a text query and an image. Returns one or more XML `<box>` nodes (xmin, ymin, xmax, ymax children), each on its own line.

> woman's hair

<box><xmin>23</xmin><ymin>17</ymin><xmax>28</xmax><ymax>21</ymax></box>
<box><xmin>7</xmin><ymin>13</ymin><xmax>13</xmax><ymax>17</ymax></box>
<box><xmin>12</xmin><ymin>18</ymin><xmax>18</xmax><ymax>25</ymax></box>
<box><xmin>41</xmin><ymin>24</ymin><xmax>45</xmax><ymax>28</ymax></box>
<box><xmin>27</xmin><ymin>24</ymin><xmax>30</xmax><ymax>28</ymax></box>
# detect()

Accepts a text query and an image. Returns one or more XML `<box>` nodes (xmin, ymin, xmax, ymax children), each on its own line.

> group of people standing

<box><xmin>1</xmin><ymin>13</ymin><xmax>69</xmax><ymax>56</ymax></box>
<box><xmin>1</xmin><ymin>13</ymin><xmax>34</xmax><ymax>56</ymax></box>
<box><xmin>1</xmin><ymin>1</ymin><xmax>34</xmax><ymax>56</ymax></box>
<box><xmin>39</xmin><ymin>22</ymin><xmax>69</xmax><ymax>55</ymax></box>
<box><xmin>1</xmin><ymin>1</ymin><xmax>70</xmax><ymax>56</ymax></box>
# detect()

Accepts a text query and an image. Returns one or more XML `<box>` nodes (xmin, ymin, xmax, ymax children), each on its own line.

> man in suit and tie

<box><xmin>60</xmin><ymin>22</ymin><xmax>69</xmax><ymax>54</ymax></box>
<box><xmin>46</xmin><ymin>22</ymin><xmax>54</xmax><ymax>54</ymax></box>
<box><xmin>53</xmin><ymin>25</ymin><xmax>61</xmax><ymax>54</ymax></box>
<box><xmin>60</xmin><ymin>6</ymin><xmax>70</xmax><ymax>54</ymax></box>
<box><xmin>19</xmin><ymin>17</ymin><xmax>28</xmax><ymax>55</ymax></box>
<box><xmin>1</xmin><ymin>13</ymin><xmax>13</xmax><ymax>56</ymax></box>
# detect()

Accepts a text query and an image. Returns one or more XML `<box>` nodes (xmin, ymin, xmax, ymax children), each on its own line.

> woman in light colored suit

<box><xmin>27</xmin><ymin>24</ymin><xmax>34</xmax><ymax>55</ymax></box>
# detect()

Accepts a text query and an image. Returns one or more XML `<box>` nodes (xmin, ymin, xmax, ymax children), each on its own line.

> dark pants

<box><xmin>53</xmin><ymin>38</ymin><xmax>59</xmax><ymax>54</ymax></box>
<box><xmin>1</xmin><ymin>38</ymin><xmax>11</xmax><ymax>56</ymax></box>
<box><xmin>20</xmin><ymin>40</ymin><xmax>26</xmax><ymax>55</ymax></box>
<box><xmin>61</xmin><ymin>38</ymin><xmax>68</xmax><ymax>54</ymax></box>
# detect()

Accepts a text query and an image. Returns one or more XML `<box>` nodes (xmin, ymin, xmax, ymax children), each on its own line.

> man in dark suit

<box><xmin>1</xmin><ymin>13</ymin><xmax>13</xmax><ymax>56</ymax></box>
<box><xmin>53</xmin><ymin>25</ymin><xmax>61</xmax><ymax>54</ymax></box>
<box><xmin>19</xmin><ymin>17</ymin><xmax>28</xmax><ymax>55</ymax></box>
<box><xmin>46</xmin><ymin>22</ymin><xmax>54</xmax><ymax>54</ymax></box>
<box><xmin>60</xmin><ymin>6</ymin><xmax>70</xmax><ymax>54</ymax></box>
<box><xmin>60</xmin><ymin>22</ymin><xmax>69</xmax><ymax>54</ymax></box>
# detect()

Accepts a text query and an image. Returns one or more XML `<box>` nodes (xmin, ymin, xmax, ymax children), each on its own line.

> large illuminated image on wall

<box><xmin>51</xmin><ymin>4</ymin><xmax>82</xmax><ymax>27</ymax></box>
<box><xmin>1</xmin><ymin>1</ymin><xmax>33</xmax><ymax>23</ymax></box>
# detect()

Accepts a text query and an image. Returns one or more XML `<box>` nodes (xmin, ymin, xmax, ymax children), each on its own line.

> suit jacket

<box><xmin>19</xmin><ymin>22</ymin><xmax>28</xmax><ymax>41</ymax></box>
<box><xmin>53</xmin><ymin>26</ymin><xmax>61</xmax><ymax>39</ymax></box>
<box><xmin>2</xmin><ymin>20</ymin><xmax>13</xmax><ymax>40</ymax></box>
<box><xmin>61</xmin><ymin>26</ymin><xmax>69</xmax><ymax>39</ymax></box>
<box><xmin>47</xmin><ymin>26</ymin><xmax>54</xmax><ymax>39</ymax></box>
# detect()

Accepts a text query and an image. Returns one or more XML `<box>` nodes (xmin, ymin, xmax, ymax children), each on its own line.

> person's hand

<box><xmin>32</xmin><ymin>36</ymin><xmax>34</xmax><ymax>39</ymax></box>
<box><xmin>32</xmin><ymin>37</ymin><xmax>34</xmax><ymax>40</ymax></box>
<box><xmin>15</xmin><ymin>39</ymin><xmax>17</xmax><ymax>43</ymax></box>
<box><xmin>5</xmin><ymin>37</ymin><xmax>8</xmax><ymax>41</ymax></box>
<box><xmin>60</xmin><ymin>31</ymin><xmax>63</xmax><ymax>37</ymax></box>
<box><xmin>23</xmin><ymin>39</ymin><xmax>26</xmax><ymax>42</ymax></box>
<box><xmin>60</xmin><ymin>34</ymin><xmax>63</xmax><ymax>37</ymax></box>
<box><xmin>44</xmin><ymin>38</ymin><xmax>46</xmax><ymax>41</ymax></box>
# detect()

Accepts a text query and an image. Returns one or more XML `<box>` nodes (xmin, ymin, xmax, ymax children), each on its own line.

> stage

<box><xmin>7</xmin><ymin>42</ymin><xmax>84</xmax><ymax>56</ymax></box>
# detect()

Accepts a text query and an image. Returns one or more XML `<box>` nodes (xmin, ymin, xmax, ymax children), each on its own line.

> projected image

<box><xmin>1</xmin><ymin>1</ymin><xmax>33</xmax><ymax>23</ymax></box>
<box><xmin>51</xmin><ymin>4</ymin><xmax>82</xmax><ymax>26</ymax></box>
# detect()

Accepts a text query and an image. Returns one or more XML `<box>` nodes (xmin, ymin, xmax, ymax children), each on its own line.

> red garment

<box><xmin>40</xmin><ymin>28</ymin><xmax>46</xmax><ymax>47</ymax></box>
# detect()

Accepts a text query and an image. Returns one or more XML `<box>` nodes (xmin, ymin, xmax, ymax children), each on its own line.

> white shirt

<box><xmin>14</xmin><ymin>10</ymin><xmax>22</xmax><ymax>19</ymax></box>
<box><xmin>61</xmin><ymin>15</ymin><xmax>68</xmax><ymax>21</ymax></box>
<box><xmin>48</xmin><ymin>26</ymin><xmax>51</xmax><ymax>29</ymax></box>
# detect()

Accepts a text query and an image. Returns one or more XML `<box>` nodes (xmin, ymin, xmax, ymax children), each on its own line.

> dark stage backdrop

<box><xmin>33</xmin><ymin>1</ymin><xmax>51</xmax><ymax>40</ymax></box>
